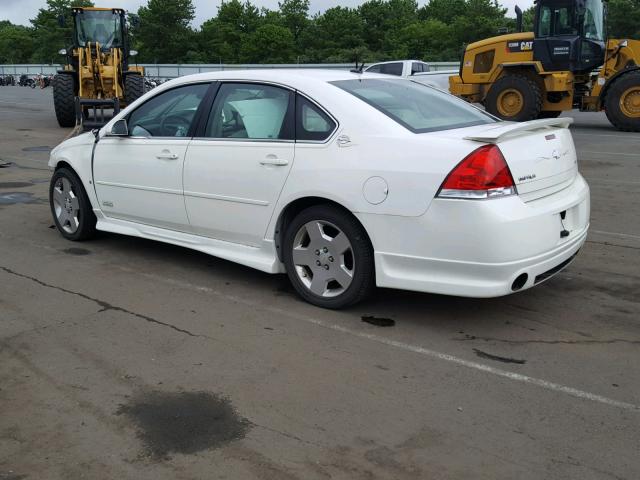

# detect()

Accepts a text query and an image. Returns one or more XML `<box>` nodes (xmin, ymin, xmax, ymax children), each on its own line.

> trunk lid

<box><xmin>461</xmin><ymin>118</ymin><xmax>578</xmax><ymax>202</ymax></box>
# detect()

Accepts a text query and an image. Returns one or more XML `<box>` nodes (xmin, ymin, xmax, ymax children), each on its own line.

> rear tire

<box><xmin>49</xmin><ymin>167</ymin><xmax>97</xmax><ymax>241</ymax></box>
<box><xmin>604</xmin><ymin>71</ymin><xmax>640</xmax><ymax>132</ymax></box>
<box><xmin>124</xmin><ymin>74</ymin><xmax>145</xmax><ymax>106</ymax></box>
<box><xmin>485</xmin><ymin>74</ymin><xmax>542</xmax><ymax>122</ymax></box>
<box><xmin>283</xmin><ymin>205</ymin><xmax>375</xmax><ymax>309</ymax></box>
<box><xmin>53</xmin><ymin>74</ymin><xmax>76</xmax><ymax>128</ymax></box>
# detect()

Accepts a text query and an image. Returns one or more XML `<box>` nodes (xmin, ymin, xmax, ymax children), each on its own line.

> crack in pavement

<box><xmin>457</xmin><ymin>335</ymin><xmax>640</xmax><ymax>345</ymax></box>
<box><xmin>0</xmin><ymin>265</ymin><xmax>211</xmax><ymax>340</ymax></box>
<box><xmin>473</xmin><ymin>349</ymin><xmax>526</xmax><ymax>365</ymax></box>
<box><xmin>586</xmin><ymin>239</ymin><xmax>640</xmax><ymax>251</ymax></box>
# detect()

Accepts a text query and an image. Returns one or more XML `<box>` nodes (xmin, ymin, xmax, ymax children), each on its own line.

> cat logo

<box><xmin>520</xmin><ymin>41</ymin><xmax>533</xmax><ymax>51</ymax></box>
<box><xmin>507</xmin><ymin>41</ymin><xmax>533</xmax><ymax>52</ymax></box>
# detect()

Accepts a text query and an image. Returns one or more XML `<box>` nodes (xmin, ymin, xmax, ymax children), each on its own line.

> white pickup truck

<box><xmin>363</xmin><ymin>60</ymin><xmax>457</xmax><ymax>91</ymax></box>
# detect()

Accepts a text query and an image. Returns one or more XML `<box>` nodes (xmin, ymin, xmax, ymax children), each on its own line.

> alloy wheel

<box><xmin>291</xmin><ymin>220</ymin><xmax>355</xmax><ymax>297</ymax></box>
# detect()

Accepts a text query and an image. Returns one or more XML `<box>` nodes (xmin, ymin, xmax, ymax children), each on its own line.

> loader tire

<box><xmin>124</xmin><ymin>74</ymin><xmax>145</xmax><ymax>106</ymax></box>
<box><xmin>485</xmin><ymin>74</ymin><xmax>542</xmax><ymax>122</ymax></box>
<box><xmin>604</xmin><ymin>71</ymin><xmax>640</xmax><ymax>132</ymax></box>
<box><xmin>53</xmin><ymin>74</ymin><xmax>76</xmax><ymax>128</ymax></box>
<box><xmin>537</xmin><ymin>110</ymin><xmax>562</xmax><ymax>119</ymax></box>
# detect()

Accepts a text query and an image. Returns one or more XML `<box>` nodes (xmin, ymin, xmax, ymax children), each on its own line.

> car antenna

<box><xmin>350</xmin><ymin>61</ymin><xmax>364</xmax><ymax>74</ymax></box>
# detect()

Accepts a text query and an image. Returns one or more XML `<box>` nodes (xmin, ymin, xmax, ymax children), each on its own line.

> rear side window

<box><xmin>411</xmin><ymin>62</ymin><xmax>427</xmax><ymax>74</ymax></box>
<box><xmin>332</xmin><ymin>78</ymin><xmax>494</xmax><ymax>133</ymax></box>
<box><xmin>205</xmin><ymin>83</ymin><xmax>294</xmax><ymax>140</ymax></box>
<box><xmin>296</xmin><ymin>95</ymin><xmax>336</xmax><ymax>142</ymax></box>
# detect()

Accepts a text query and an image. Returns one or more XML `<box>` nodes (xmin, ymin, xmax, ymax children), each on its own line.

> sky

<box><xmin>1</xmin><ymin>0</ymin><xmax>535</xmax><ymax>27</ymax></box>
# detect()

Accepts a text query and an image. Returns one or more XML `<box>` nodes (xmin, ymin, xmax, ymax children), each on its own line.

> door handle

<box><xmin>260</xmin><ymin>157</ymin><xmax>289</xmax><ymax>166</ymax></box>
<box><xmin>156</xmin><ymin>151</ymin><xmax>179</xmax><ymax>160</ymax></box>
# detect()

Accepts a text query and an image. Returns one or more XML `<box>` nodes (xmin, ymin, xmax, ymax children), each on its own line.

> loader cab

<box><xmin>533</xmin><ymin>0</ymin><xmax>606</xmax><ymax>73</ymax></box>
<box><xmin>71</xmin><ymin>8</ymin><xmax>127</xmax><ymax>52</ymax></box>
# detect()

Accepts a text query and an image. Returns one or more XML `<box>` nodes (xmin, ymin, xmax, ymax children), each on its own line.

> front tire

<box><xmin>283</xmin><ymin>205</ymin><xmax>375</xmax><ymax>309</ymax></box>
<box><xmin>604</xmin><ymin>71</ymin><xmax>640</xmax><ymax>132</ymax></box>
<box><xmin>49</xmin><ymin>168</ymin><xmax>97</xmax><ymax>241</ymax></box>
<box><xmin>485</xmin><ymin>74</ymin><xmax>542</xmax><ymax>122</ymax></box>
<box><xmin>53</xmin><ymin>74</ymin><xmax>76</xmax><ymax>128</ymax></box>
<box><xmin>124</xmin><ymin>74</ymin><xmax>145</xmax><ymax>106</ymax></box>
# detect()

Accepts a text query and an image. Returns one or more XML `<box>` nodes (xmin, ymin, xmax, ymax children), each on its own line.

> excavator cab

<box><xmin>532</xmin><ymin>0</ymin><xmax>607</xmax><ymax>73</ymax></box>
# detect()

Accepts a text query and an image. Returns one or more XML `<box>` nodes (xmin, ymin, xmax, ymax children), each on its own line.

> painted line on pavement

<box><xmin>125</xmin><ymin>268</ymin><xmax>640</xmax><ymax>413</ymax></box>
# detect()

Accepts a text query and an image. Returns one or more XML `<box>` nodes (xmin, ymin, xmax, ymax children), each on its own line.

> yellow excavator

<box><xmin>449</xmin><ymin>0</ymin><xmax>640</xmax><ymax>131</ymax></box>
<box><xmin>53</xmin><ymin>7</ymin><xmax>145</xmax><ymax>129</ymax></box>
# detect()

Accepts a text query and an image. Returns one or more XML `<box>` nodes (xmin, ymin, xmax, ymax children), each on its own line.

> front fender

<box><xmin>48</xmin><ymin>132</ymin><xmax>99</xmax><ymax>210</ymax></box>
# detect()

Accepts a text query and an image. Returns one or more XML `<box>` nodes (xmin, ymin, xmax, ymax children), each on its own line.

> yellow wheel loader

<box><xmin>53</xmin><ymin>7</ymin><xmax>145</xmax><ymax>129</ymax></box>
<box><xmin>449</xmin><ymin>0</ymin><xmax>640</xmax><ymax>131</ymax></box>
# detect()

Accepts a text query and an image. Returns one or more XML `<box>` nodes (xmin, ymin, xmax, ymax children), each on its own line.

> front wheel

<box><xmin>124</xmin><ymin>74</ymin><xmax>145</xmax><ymax>106</ymax></box>
<box><xmin>485</xmin><ymin>74</ymin><xmax>542</xmax><ymax>122</ymax></box>
<box><xmin>604</xmin><ymin>71</ymin><xmax>640</xmax><ymax>132</ymax></box>
<box><xmin>49</xmin><ymin>168</ymin><xmax>97</xmax><ymax>241</ymax></box>
<box><xmin>283</xmin><ymin>205</ymin><xmax>375</xmax><ymax>309</ymax></box>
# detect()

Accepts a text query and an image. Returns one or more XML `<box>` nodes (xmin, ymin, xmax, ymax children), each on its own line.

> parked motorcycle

<box><xmin>0</xmin><ymin>75</ymin><xmax>16</xmax><ymax>86</ymax></box>
<box><xmin>18</xmin><ymin>74</ymin><xmax>36</xmax><ymax>88</ymax></box>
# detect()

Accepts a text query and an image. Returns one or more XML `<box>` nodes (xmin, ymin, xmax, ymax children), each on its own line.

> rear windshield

<box><xmin>331</xmin><ymin>79</ymin><xmax>495</xmax><ymax>133</ymax></box>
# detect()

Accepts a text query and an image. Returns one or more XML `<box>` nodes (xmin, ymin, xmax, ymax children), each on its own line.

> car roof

<box><xmin>367</xmin><ymin>60</ymin><xmax>425</xmax><ymax>66</ymax></box>
<box><xmin>165</xmin><ymin>68</ymin><xmax>390</xmax><ymax>91</ymax></box>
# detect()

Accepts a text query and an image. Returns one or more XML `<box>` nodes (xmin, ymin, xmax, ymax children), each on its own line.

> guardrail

<box><xmin>0</xmin><ymin>62</ymin><xmax>460</xmax><ymax>79</ymax></box>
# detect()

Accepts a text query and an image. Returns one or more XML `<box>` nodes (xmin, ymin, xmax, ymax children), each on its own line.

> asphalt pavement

<box><xmin>0</xmin><ymin>85</ymin><xmax>639</xmax><ymax>480</ymax></box>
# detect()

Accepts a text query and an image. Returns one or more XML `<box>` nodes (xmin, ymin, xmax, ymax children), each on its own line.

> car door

<box><xmin>183</xmin><ymin>82</ymin><xmax>295</xmax><ymax>246</ymax></box>
<box><xmin>93</xmin><ymin>82</ymin><xmax>210</xmax><ymax>231</ymax></box>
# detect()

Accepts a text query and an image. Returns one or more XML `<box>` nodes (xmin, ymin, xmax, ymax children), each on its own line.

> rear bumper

<box><xmin>358</xmin><ymin>174</ymin><xmax>590</xmax><ymax>298</ymax></box>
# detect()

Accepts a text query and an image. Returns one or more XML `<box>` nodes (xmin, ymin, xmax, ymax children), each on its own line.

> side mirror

<box><xmin>130</xmin><ymin>14</ymin><xmax>140</xmax><ymax>27</ymax></box>
<box><xmin>58</xmin><ymin>49</ymin><xmax>67</xmax><ymax>55</ymax></box>
<box><xmin>110</xmin><ymin>119</ymin><xmax>129</xmax><ymax>136</ymax></box>
<box><xmin>129</xmin><ymin>50</ymin><xmax>138</xmax><ymax>57</ymax></box>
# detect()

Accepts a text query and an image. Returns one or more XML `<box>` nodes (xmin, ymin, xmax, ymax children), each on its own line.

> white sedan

<box><xmin>48</xmin><ymin>70</ymin><xmax>590</xmax><ymax>309</ymax></box>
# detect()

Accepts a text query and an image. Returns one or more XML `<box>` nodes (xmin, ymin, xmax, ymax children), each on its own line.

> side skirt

<box><xmin>94</xmin><ymin>210</ymin><xmax>285</xmax><ymax>274</ymax></box>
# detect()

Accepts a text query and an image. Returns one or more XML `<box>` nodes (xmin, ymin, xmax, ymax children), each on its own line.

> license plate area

<box><xmin>558</xmin><ymin>200</ymin><xmax>588</xmax><ymax>238</ymax></box>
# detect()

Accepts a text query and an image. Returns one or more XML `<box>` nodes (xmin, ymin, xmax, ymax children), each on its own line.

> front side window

<box><xmin>332</xmin><ymin>78</ymin><xmax>494</xmax><ymax>133</ymax></box>
<box><xmin>127</xmin><ymin>83</ymin><xmax>209</xmax><ymax>137</ymax></box>
<box><xmin>538</xmin><ymin>4</ymin><xmax>577</xmax><ymax>37</ymax></box>
<box><xmin>583</xmin><ymin>0</ymin><xmax>605</xmax><ymax>40</ymax></box>
<box><xmin>379</xmin><ymin>63</ymin><xmax>403</xmax><ymax>76</ymax></box>
<box><xmin>296</xmin><ymin>95</ymin><xmax>336</xmax><ymax>142</ymax></box>
<box><xmin>205</xmin><ymin>83</ymin><xmax>293</xmax><ymax>140</ymax></box>
<box><xmin>366</xmin><ymin>65</ymin><xmax>381</xmax><ymax>73</ymax></box>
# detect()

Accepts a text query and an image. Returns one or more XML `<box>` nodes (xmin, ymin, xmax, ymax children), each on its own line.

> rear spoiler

<box><xmin>464</xmin><ymin>118</ymin><xmax>573</xmax><ymax>143</ymax></box>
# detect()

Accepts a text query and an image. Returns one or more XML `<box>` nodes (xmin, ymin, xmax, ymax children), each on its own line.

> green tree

<box><xmin>608</xmin><ymin>0</ymin><xmax>640</xmax><ymax>39</ymax></box>
<box><xmin>278</xmin><ymin>0</ymin><xmax>309</xmax><ymax>44</ymax></box>
<box><xmin>240</xmin><ymin>24</ymin><xmax>295</xmax><ymax>63</ymax></box>
<box><xmin>301</xmin><ymin>7</ymin><xmax>366</xmax><ymax>62</ymax></box>
<box><xmin>0</xmin><ymin>22</ymin><xmax>35</xmax><ymax>63</ymax></box>
<box><xmin>136</xmin><ymin>0</ymin><xmax>196</xmax><ymax>63</ymax></box>
<box><xmin>395</xmin><ymin>19</ymin><xmax>456</xmax><ymax>61</ymax></box>
<box><xmin>29</xmin><ymin>0</ymin><xmax>94</xmax><ymax>63</ymax></box>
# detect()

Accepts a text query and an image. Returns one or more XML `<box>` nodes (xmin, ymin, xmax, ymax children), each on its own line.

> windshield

<box><xmin>75</xmin><ymin>10</ymin><xmax>123</xmax><ymax>49</ymax></box>
<box><xmin>332</xmin><ymin>79</ymin><xmax>495</xmax><ymax>133</ymax></box>
<box><xmin>583</xmin><ymin>0</ymin><xmax>605</xmax><ymax>41</ymax></box>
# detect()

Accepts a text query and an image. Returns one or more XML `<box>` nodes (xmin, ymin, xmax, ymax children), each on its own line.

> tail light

<box><xmin>437</xmin><ymin>144</ymin><xmax>517</xmax><ymax>200</ymax></box>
